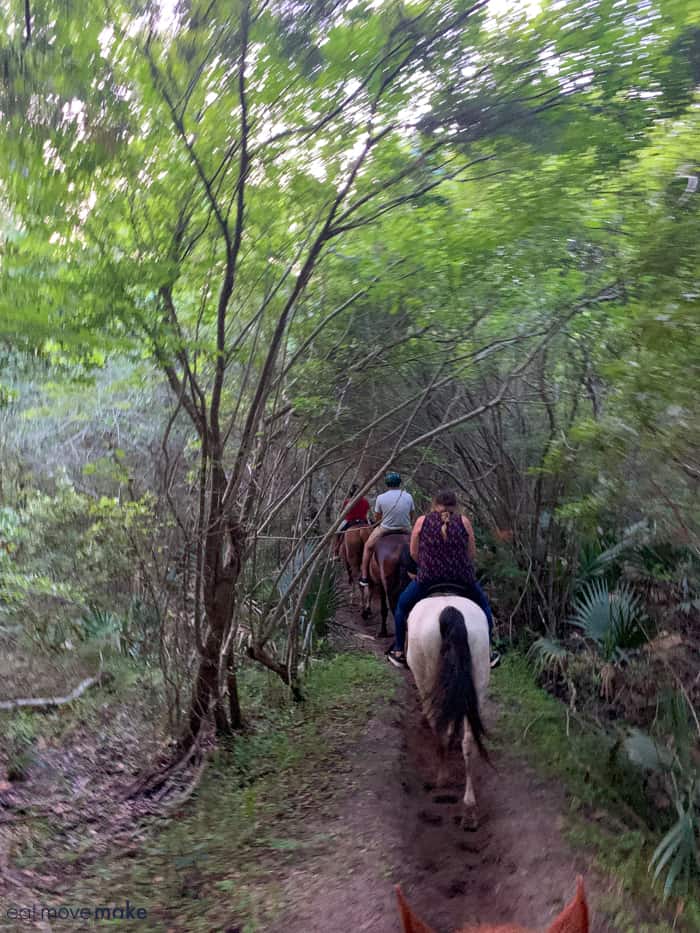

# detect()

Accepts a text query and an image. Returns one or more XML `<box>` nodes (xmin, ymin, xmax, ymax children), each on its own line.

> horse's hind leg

<box><xmin>461</xmin><ymin>720</ymin><xmax>479</xmax><ymax>830</ymax></box>
<box><xmin>360</xmin><ymin>584</ymin><xmax>371</xmax><ymax>620</ymax></box>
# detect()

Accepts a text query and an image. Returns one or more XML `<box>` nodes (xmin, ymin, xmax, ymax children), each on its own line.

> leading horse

<box><xmin>340</xmin><ymin>523</ymin><xmax>370</xmax><ymax>605</ymax></box>
<box><xmin>406</xmin><ymin>594</ymin><xmax>490</xmax><ymax>829</ymax></box>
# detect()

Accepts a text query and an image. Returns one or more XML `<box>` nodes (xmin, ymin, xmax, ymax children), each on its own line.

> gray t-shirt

<box><xmin>375</xmin><ymin>489</ymin><xmax>415</xmax><ymax>530</ymax></box>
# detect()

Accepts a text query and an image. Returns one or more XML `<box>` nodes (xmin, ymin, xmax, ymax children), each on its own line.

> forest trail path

<box><xmin>268</xmin><ymin>589</ymin><xmax>627</xmax><ymax>933</ymax></box>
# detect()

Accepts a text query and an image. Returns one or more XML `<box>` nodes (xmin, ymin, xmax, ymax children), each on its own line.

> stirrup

<box><xmin>387</xmin><ymin>650</ymin><xmax>407</xmax><ymax>668</ymax></box>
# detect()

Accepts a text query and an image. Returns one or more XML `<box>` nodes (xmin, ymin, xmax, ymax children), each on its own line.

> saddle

<box><xmin>422</xmin><ymin>581</ymin><xmax>473</xmax><ymax>599</ymax></box>
<box><xmin>345</xmin><ymin>519</ymin><xmax>368</xmax><ymax>529</ymax></box>
<box><xmin>383</xmin><ymin>528</ymin><xmax>410</xmax><ymax>537</ymax></box>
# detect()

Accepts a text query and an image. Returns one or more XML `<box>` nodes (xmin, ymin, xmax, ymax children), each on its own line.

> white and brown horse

<box><xmin>406</xmin><ymin>595</ymin><xmax>490</xmax><ymax>829</ymax></box>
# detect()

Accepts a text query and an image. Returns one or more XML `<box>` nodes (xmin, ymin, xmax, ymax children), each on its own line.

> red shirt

<box><xmin>343</xmin><ymin>497</ymin><xmax>370</xmax><ymax>523</ymax></box>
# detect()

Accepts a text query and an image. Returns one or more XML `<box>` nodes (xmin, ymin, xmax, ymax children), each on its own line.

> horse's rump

<box><xmin>407</xmin><ymin>596</ymin><xmax>490</xmax><ymax>739</ymax></box>
<box><xmin>406</xmin><ymin>596</ymin><xmax>492</xmax><ymax>826</ymax></box>
<box><xmin>372</xmin><ymin>531</ymin><xmax>409</xmax><ymax>610</ymax></box>
<box><xmin>407</xmin><ymin>597</ymin><xmax>489</xmax><ymax>679</ymax></box>
<box><xmin>342</xmin><ymin>524</ymin><xmax>371</xmax><ymax>578</ymax></box>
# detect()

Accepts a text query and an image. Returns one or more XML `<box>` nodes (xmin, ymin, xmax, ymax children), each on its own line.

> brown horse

<box><xmin>340</xmin><ymin>523</ymin><xmax>371</xmax><ymax>605</ymax></box>
<box><xmin>362</xmin><ymin>530</ymin><xmax>409</xmax><ymax>638</ymax></box>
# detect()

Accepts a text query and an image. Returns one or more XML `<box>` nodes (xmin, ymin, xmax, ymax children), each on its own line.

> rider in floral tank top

<box><xmin>386</xmin><ymin>489</ymin><xmax>497</xmax><ymax>669</ymax></box>
<box><xmin>417</xmin><ymin>510</ymin><xmax>476</xmax><ymax>586</ymax></box>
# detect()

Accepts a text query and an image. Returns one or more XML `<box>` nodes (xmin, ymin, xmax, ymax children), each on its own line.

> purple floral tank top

<box><xmin>417</xmin><ymin>511</ymin><xmax>475</xmax><ymax>586</ymax></box>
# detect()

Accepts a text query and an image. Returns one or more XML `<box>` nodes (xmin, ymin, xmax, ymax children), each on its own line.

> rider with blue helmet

<box><xmin>359</xmin><ymin>472</ymin><xmax>414</xmax><ymax>586</ymax></box>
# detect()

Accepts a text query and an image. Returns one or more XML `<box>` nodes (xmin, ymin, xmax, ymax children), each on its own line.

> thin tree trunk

<box><xmin>182</xmin><ymin>459</ymin><xmax>242</xmax><ymax>747</ymax></box>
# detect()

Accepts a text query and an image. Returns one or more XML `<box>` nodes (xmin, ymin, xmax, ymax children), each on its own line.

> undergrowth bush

<box><xmin>0</xmin><ymin>479</ymin><xmax>156</xmax><ymax>651</ymax></box>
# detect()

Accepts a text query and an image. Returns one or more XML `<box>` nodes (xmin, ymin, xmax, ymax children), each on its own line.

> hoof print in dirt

<box><xmin>433</xmin><ymin>792</ymin><xmax>459</xmax><ymax>805</ymax></box>
<box><xmin>455</xmin><ymin>812</ymin><xmax>480</xmax><ymax>831</ymax></box>
<box><xmin>456</xmin><ymin>839</ymin><xmax>483</xmax><ymax>854</ymax></box>
<box><xmin>418</xmin><ymin>809</ymin><xmax>443</xmax><ymax>825</ymax></box>
<box><xmin>444</xmin><ymin>879</ymin><xmax>467</xmax><ymax>898</ymax></box>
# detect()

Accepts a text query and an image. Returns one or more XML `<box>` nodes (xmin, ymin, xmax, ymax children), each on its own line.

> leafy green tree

<box><xmin>2</xmin><ymin>0</ymin><xmax>697</xmax><ymax>750</ymax></box>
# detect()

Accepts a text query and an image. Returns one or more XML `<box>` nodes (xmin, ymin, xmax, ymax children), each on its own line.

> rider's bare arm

<box><xmin>461</xmin><ymin>515</ymin><xmax>477</xmax><ymax>562</ymax></box>
<box><xmin>410</xmin><ymin>516</ymin><xmax>424</xmax><ymax>562</ymax></box>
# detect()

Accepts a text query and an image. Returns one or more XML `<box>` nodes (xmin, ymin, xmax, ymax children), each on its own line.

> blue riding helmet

<box><xmin>385</xmin><ymin>472</ymin><xmax>401</xmax><ymax>488</ymax></box>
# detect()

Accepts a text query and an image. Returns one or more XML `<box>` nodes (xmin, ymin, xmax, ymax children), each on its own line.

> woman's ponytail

<box><xmin>440</xmin><ymin>509</ymin><xmax>451</xmax><ymax>541</ymax></box>
<box><xmin>434</xmin><ymin>489</ymin><xmax>458</xmax><ymax>542</ymax></box>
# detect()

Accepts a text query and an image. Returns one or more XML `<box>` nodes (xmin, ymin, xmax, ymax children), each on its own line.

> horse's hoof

<box><xmin>460</xmin><ymin>808</ymin><xmax>480</xmax><ymax>832</ymax></box>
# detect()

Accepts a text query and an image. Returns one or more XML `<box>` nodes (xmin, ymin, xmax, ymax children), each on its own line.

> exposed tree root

<box><xmin>125</xmin><ymin>741</ymin><xmax>201</xmax><ymax>800</ymax></box>
<box><xmin>0</xmin><ymin>671</ymin><xmax>112</xmax><ymax>712</ymax></box>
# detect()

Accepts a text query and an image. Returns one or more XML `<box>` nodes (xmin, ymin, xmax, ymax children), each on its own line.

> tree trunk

<box><xmin>181</xmin><ymin>463</ymin><xmax>243</xmax><ymax>749</ymax></box>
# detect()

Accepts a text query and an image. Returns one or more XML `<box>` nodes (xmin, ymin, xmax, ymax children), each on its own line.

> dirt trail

<box><xmin>269</xmin><ymin>595</ymin><xmax>627</xmax><ymax>933</ymax></box>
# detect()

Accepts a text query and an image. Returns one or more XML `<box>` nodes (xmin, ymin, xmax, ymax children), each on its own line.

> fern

<box><xmin>649</xmin><ymin>779</ymin><xmax>699</xmax><ymax>899</ymax></box>
<box><xmin>303</xmin><ymin>562</ymin><xmax>339</xmax><ymax>644</ymax></box>
<box><xmin>570</xmin><ymin>580</ymin><xmax>649</xmax><ymax>661</ymax></box>
<box><xmin>576</xmin><ymin>537</ymin><xmax>623</xmax><ymax>589</ymax></box>
<box><xmin>528</xmin><ymin>637</ymin><xmax>569</xmax><ymax>676</ymax></box>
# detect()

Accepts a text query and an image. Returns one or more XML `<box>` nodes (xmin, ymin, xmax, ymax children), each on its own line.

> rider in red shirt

<box><xmin>333</xmin><ymin>485</ymin><xmax>370</xmax><ymax>558</ymax></box>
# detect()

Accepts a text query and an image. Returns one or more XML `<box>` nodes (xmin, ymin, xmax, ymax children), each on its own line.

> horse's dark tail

<box><xmin>430</xmin><ymin>605</ymin><xmax>488</xmax><ymax>759</ymax></box>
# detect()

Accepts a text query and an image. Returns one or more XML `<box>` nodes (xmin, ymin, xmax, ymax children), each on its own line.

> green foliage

<box><xmin>613</xmin><ymin>688</ymin><xmax>700</xmax><ymax>899</ymax></box>
<box><xmin>302</xmin><ymin>563</ymin><xmax>339</xmax><ymax>642</ymax></box>
<box><xmin>649</xmin><ymin>780</ymin><xmax>699</xmax><ymax>900</ymax></box>
<box><xmin>570</xmin><ymin>580</ymin><xmax>650</xmax><ymax>661</ymax></box>
<box><xmin>622</xmin><ymin>729</ymin><xmax>674</xmax><ymax>774</ymax></box>
<box><xmin>0</xmin><ymin>482</ymin><xmax>154</xmax><ymax>649</ymax></box>
<box><xmin>575</xmin><ymin>536</ymin><xmax>625</xmax><ymax>591</ymax></box>
<box><xmin>495</xmin><ymin>655</ymin><xmax>700</xmax><ymax>918</ymax></box>
<box><xmin>78</xmin><ymin>600</ymin><xmax>157</xmax><ymax>659</ymax></box>
<box><xmin>528</xmin><ymin>636</ymin><xmax>569</xmax><ymax>677</ymax></box>
<box><xmin>5</xmin><ymin>712</ymin><xmax>37</xmax><ymax>781</ymax></box>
